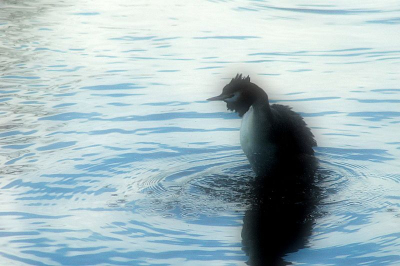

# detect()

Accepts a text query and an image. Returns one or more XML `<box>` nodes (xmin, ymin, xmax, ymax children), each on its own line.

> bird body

<box><xmin>240</xmin><ymin>106</ymin><xmax>277</xmax><ymax>175</ymax></box>
<box><xmin>208</xmin><ymin>74</ymin><xmax>316</xmax><ymax>177</ymax></box>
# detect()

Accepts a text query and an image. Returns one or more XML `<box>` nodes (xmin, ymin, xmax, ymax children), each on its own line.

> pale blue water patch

<box><xmin>53</xmin><ymin>103</ymin><xmax>76</xmax><ymax>108</ymax></box>
<box><xmin>367</xmin><ymin>18</ymin><xmax>400</xmax><ymax>24</ymax></box>
<box><xmin>0</xmin><ymin>130</ymin><xmax>37</xmax><ymax>138</ymax></box>
<box><xmin>5</xmin><ymin>152</ymin><xmax>35</xmax><ymax>164</ymax></box>
<box><xmin>0</xmin><ymin>98</ymin><xmax>12</xmax><ymax>102</ymax></box>
<box><xmin>261</xmin><ymin>6</ymin><xmax>381</xmax><ymax>15</ymax></box>
<box><xmin>109</xmin><ymin>36</ymin><xmax>156</xmax><ymax>41</ymax></box>
<box><xmin>318</xmin><ymin>147</ymin><xmax>393</xmax><ymax>162</ymax></box>
<box><xmin>2</xmin><ymin>144</ymin><xmax>34</xmax><ymax>150</ymax></box>
<box><xmin>73</xmin><ymin>12</ymin><xmax>100</xmax><ymax>16</ymax></box>
<box><xmin>36</xmin><ymin>141</ymin><xmax>77</xmax><ymax>151</ymax></box>
<box><xmin>47</xmin><ymin>66</ymin><xmax>85</xmax><ymax>72</ymax></box>
<box><xmin>80</xmin><ymin>83</ymin><xmax>145</xmax><ymax>90</ymax></box>
<box><xmin>39</xmin><ymin>112</ymin><xmax>102</xmax><ymax>121</ymax></box>
<box><xmin>1</xmin><ymin>0</ymin><xmax>400</xmax><ymax>265</ymax></box>
<box><xmin>1</xmin><ymin>76</ymin><xmax>40</xmax><ymax>80</ymax></box>
<box><xmin>0</xmin><ymin>90</ymin><xmax>19</xmax><ymax>94</ymax></box>
<box><xmin>193</xmin><ymin>36</ymin><xmax>260</xmax><ymax>40</ymax></box>
<box><xmin>348</xmin><ymin>111</ymin><xmax>400</xmax><ymax>121</ymax></box>
<box><xmin>275</xmin><ymin>96</ymin><xmax>340</xmax><ymax>102</ymax></box>
<box><xmin>300</xmin><ymin>111</ymin><xmax>341</xmax><ymax>117</ymax></box>
<box><xmin>53</xmin><ymin>92</ymin><xmax>78</xmax><ymax>97</ymax></box>
<box><xmin>143</xmin><ymin>101</ymin><xmax>190</xmax><ymax>106</ymax></box>
<box><xmin>86</xmin><ymin>111</ymin><xmax>239</xmax><ymax>122</ymax></box>
<box><xmin>371</xmin><ymin>88</ymin><xmax>400</xmax><ymax>93</ymax></box>
<box><xmin>21</xmin><ymin>101</ymin><xmax>44</xmax><ymax>104</ymax></box>
<box><xmin>196</xmin><ymin>66</ymin><xmax>224</xmax><ymax>70</ymax></box>
<box><xmin>349</xmin><ymin>98</ymin><xmax>400</xmax><ymax>103</ymax></box>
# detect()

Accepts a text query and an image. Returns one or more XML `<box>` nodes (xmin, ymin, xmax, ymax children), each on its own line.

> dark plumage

<box><xmin>208</xmin><ymin>74</ymin><xmax>317</xmax><ymax>176</ymax></box>
<box><xmin>269</xmin><ymin>104</ymin><xmax>316</xmax><ymax>157</ymax></box>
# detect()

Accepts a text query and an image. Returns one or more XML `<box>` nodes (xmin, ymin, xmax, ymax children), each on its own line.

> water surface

<box><xmin>1</xmin><ymin>0</ymin><xmax>400</xmax><ymax>265</ymax></box>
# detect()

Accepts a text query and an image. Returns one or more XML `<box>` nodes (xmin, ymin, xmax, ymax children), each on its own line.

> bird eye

<box><xmin>224</xmin><ymin>92</ymin><xmax>240</xmax><ymax>103</ymax></box>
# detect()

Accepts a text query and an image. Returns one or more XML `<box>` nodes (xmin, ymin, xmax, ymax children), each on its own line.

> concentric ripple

<box><xmin>119</xmin><ymin>147</ymin><xmax>254</xmax><ymax>219</ymax></box>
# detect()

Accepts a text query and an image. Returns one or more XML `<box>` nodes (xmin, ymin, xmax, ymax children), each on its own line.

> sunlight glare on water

<box><xmin>1</xmin><ymin>0</ymin><xmax>400</xmax><ymax>265</ymax></box>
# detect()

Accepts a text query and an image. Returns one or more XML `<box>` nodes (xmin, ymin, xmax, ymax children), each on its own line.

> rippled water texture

<box><xmin>1</xmin><ymin>0</ymin><xmax>400</xmax><ymax>265</ymax></box>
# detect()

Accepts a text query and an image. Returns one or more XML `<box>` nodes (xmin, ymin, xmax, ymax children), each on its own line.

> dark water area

<box><xmin>1</xmin><ymin>0</ymin><xmax>400</xmax><ymax>265</ymax></box>
<box><xmin>241</xmin><ymin>154</ymin><xmax>320</xmax><ymax>266</ymax></box>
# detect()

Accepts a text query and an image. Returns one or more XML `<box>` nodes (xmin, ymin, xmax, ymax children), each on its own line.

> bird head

<box><xmin>207</xmin><ymin>74</ymin><xmax>264</xmax><ymax>117</ymax></box>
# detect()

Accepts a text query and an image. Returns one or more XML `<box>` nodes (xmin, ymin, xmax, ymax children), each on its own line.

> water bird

<box><xmin>207</xmin><ymin>74</ymin><xmax>317</xmax><ymax>177</ymax></box>
<box><xmin>209</xmin><ymin>74</ymin><xmax>320</xmax><ymax>265</ymax></box>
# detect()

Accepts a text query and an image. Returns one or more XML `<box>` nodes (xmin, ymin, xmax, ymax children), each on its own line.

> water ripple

<box><xmin>1</xmin><ymin>0</ymin><xmax>400</xmax><ymax>265</ymax></box>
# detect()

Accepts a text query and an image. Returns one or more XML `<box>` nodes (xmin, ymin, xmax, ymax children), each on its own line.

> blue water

<box><xmin>1</xmin><ymin>1</ymin><xmax>400</xmax><ymax>265</ymax></box>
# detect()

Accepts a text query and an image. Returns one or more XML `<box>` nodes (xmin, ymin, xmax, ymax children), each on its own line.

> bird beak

<box><xmin>207</xmin><ymin>94</ymin><xmax>228</xmax><ymax>101</ymax></box>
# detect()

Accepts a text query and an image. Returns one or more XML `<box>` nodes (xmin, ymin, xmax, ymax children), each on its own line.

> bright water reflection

<box><xmin>1</xmin><ymin>0</ymin><xmax>400</xmax><ymax>265</ymax></box>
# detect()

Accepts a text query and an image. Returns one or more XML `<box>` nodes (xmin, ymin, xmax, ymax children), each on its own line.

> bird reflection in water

<box><xmin>241</xmin><ymin>154</ymin><xmax>320</xmax><ymax>266</ymax></box>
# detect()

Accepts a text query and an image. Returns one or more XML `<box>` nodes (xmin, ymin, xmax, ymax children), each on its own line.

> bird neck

<box><xmin>250</xmin><ymin>86</ymin><xmax>272</xmax><ymax>118</ymax></box>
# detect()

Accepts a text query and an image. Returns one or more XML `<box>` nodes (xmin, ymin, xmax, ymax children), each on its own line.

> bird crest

<box><xmin>230</xmin><ymin>74</ymin><xmax>250</xmax><ymax>84</ymax></box>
